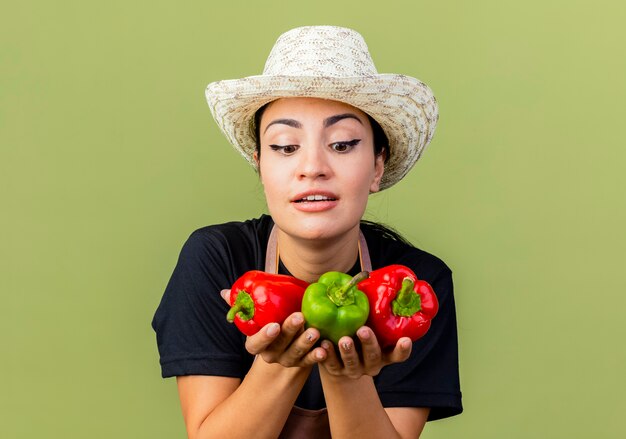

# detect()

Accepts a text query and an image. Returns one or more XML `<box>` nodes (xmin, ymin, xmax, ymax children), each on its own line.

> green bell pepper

<box><xmin>301</xmin><ymin>271</ymin><xmax>370</xmax><ymax>345</ymax></box>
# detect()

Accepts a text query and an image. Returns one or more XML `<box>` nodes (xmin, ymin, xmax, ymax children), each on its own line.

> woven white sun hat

<box><xmin>205</xmin><ymin>25</ymin><xmax>438</xmax><ymax>190</ymax></box>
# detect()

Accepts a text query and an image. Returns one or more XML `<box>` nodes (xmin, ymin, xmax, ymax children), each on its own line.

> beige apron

<box><xmin>264</xmin><ymin>225</ymin><xmax>372</xmax><ymax>439</ymax></box>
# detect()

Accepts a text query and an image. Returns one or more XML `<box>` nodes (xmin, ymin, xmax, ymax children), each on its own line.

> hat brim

<box><xmin>205</xmin><ymin>73</ymin><xmax>438</xmax><ymax>190</ymax></box>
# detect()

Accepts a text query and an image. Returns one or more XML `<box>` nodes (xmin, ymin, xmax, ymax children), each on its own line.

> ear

<box><xmin>369</xmin><ymin>153</ymin><xmax>385</xmax><ymax>193</ymax></box>
<box><xmin>253</xmin><ymin>150</ymin><xmax>263</xmax><ymax>179</ymax></box>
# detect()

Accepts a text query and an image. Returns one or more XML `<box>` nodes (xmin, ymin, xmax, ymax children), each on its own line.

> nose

<box><xmin>297</xmin><ymin>144</ymin><xmax>332</xmax><ymax>181</ymax></box>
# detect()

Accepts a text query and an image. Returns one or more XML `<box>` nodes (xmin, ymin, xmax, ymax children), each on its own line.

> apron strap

<box><xmin>265</xmin><ymin>225</ymin><xmax>372</xmax><ymax>273</ymax></box>
<box><xmin>265</xmin><ymin>224</ymin><xmax>371</xmax><ymax>439</ymax></box>
<box><xmin>265</xmin><ymin>225</ymin><xmax>280</xmax><ymax>274</ymax></box>
<box><xmin>358</xmin><ymin>228</ymin><xmax>372</xmax><ymax>272</ymax></box>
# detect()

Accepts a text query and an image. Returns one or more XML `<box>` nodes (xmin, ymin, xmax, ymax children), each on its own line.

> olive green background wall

<box><xmin>2</xmin><ymin>0</ymin><xmax>625</xmax><ymax>437</ymax></box>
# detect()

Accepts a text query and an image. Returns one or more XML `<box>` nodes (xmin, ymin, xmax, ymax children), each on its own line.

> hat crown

<box><xmin>263</xmin><ymin>26</ymin><xmax>379</xmax><ymax>77</ymax></box>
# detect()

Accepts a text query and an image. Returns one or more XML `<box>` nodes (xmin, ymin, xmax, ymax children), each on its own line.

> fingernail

<box><xmin>401</xmin><ymin>339</ymin><xmax>411</xmax><ymax>350</ymax></box>
<box><xmin>305</xmin><ymin>331</ymin><xmax>315</xmax><ymax>342</ymax></box>
<box><xmin>341</xmin><ymin>341</ymin><xmax>352</xmax><ymax>352</ymax></box>
<box><xmin>315</xmin><ymin>349</ymin><xmax>325</xmax><ymax>360</ymax></box>
<box><xmin>358</xmin><ymin>328</ymin><xmax>370</xmax><ymax>340</ymax></box>
<box><xmin>291</xmin><ymin>314</ymin><xmax>303</xmax><ymax>325</ymax></box>
<box><xmin>266</xmin><ymin>323</ymin><xmax>280</xmax><ymax>337</ymax></box>
<box><xmin>321</xmin><ymin>340</ymin><xmax>332</xmax><ymax>350</ymax></box>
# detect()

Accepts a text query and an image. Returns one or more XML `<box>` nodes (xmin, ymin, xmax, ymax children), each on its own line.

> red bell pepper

<box><xmin>226</xmin><ymin>270</ymin><xmax>309</xmax><ymax>336</ymax></box>
<box><xmin>358</xmin><ymin>264</ymin><xmax>438</xmax><ymax>348</ymax></box>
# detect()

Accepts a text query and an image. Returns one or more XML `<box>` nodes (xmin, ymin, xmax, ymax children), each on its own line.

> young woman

<box><xmin>152</xmin><ymin>26</ymin><xmax>462</xmax><ymax>439</ymax></box>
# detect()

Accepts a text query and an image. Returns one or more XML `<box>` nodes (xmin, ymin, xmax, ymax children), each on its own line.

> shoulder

<box><xmin>361</xmin><ymin>222</ymin><xmax>452</xmax><ymax>283</ymax></box>
<box><xmin>365</xmin><ymin>224</ymin><xmax>462</xmax><ymax>419</ymax></box>
<box><xmin>188</xmin><ymin>214</ymin><xmax>273</xmax><ymax>245</ymax></box>
<box><xmin>175</xmin><ymin>215</ymin><xmax>274</xmax><ymax>281</ymax></box>
<box><xmin>182</xmin><ymin>215</ymin><xmax>273</xmax><ymax>256</ymax></box>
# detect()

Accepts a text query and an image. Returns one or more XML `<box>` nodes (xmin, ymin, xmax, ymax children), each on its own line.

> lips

<box><xmin>291</xmin><ymin>191</ymin><xmax>339</xmax><ymax>203</ymax></box>
<box><xmin>295</xmin><ymin>195</ymin><xmax>336</xmax><ymax>202</ymax></box>
<box><xmin>291</xmin><ymin>191</ymin><xmax>339</xmax><ymax>212</ymax></box>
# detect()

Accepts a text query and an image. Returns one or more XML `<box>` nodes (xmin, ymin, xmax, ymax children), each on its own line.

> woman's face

<box><xmin>256</xmin><ymin>97</ymin><xmax>385</xmax><ymax>241</ymax></box>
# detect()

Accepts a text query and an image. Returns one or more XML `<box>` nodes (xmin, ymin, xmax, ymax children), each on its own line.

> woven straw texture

<box><xmin>205</xmin><ymin>25</ymin><xmax>438</xmax><ymax>190</ymax></box>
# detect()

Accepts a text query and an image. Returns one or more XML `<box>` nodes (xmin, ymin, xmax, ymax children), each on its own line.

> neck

<box><xmin>277</xmin><ymin>227</ymin><xmax>360</xmax><ymax>284</ymax></box>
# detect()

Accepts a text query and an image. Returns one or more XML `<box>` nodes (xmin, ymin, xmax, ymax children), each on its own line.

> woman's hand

<box><xmin>319</xmin><ymin>326</ymin><xmax>412</xmax><ymax>379</ymax></box>
<box><xmin>221</xmin><ymin>289</ymin><xmax>327</xmax><ymax>368</ymax></box>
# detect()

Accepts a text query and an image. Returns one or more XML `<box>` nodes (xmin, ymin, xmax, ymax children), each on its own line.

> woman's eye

<box><xmin>269</xmin><ymin>144</ymin><xmax>299</xmax><ymax>155</ymax></box>
<box><xmin>330</xmin><ymin>139</ymin><xmax>361</xmax><ymax>152</ymax></box>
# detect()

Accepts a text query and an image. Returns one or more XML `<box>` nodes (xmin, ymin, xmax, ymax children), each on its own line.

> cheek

<box><xmin>349</xmin><ymin>157</ymin><xmax>379</xmax><ymax>190</ymax></box>
<box><xmin>259</xmin><ymin>160</ymin><xmax>286</xmax><ymax>201</ymax></box>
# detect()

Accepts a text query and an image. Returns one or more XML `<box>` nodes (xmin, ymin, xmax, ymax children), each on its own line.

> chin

<box><xmin>276</xmin><ymin>213</ymin><xmax>361</xmax><ymax>242</ymax></box>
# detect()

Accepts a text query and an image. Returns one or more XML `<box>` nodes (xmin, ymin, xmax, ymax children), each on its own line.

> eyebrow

<box><xmin>323</xmin><ymin>113</ymin><xmax>363</xmax><ymax>128</ymax></box>
<box><xmin>263</xmin><ymin>118</ymin><xmax>302</xmax><ymax>134</ymax></box>
<box><xmin>263</xmin><ymin>113</ymin><xmax>363</xmax><ymax>134</ymax></box>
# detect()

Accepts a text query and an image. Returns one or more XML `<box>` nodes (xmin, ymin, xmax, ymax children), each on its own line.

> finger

<box><xmin>269</xmin><ymin>313</ymin><xmax>306</xmax><ymax>353</ymax></box>
<box><xmin>303</xmin><ymin>346</ymin><xmax>328</xmax><ymax>365</ymax></box>
<box><xmin>337</xmin><ymin>336</ymin><xmax>360</xmax><ymax>377</ymax></box>
<box><xmin>220</xmin><ymin>289</ymin><xmax>231</xmax><ymax>304</ymax></box>
<box><xmin>256</xmin><ymin>313</ymin><xmax>306</xmax><ymax>364</ymax></box>
<box><xmin>284</xmin><ymin>327</ymin><xmax>320</xmax><ymax>364</ymax></box>
<box><xmin>245</xmin><ymin>322</ymin><xmax>280</xmax><ymax>355</ymax></box>
<box><xmin>288</xmin><ymin>344</ymin><xmax>328</xmax><ymax>368</ymax></box>
<box><xmin>356</xmin><ymin>327</ymin><xmax>382</xmax><ymax>372</ymax></box>
<box><xmin>320</xmin><ymin>340</ymin><xmax>342</xmax><ymax>375</ymax></box>
<box><xmin>386</xmin><ymin>337</ymin><xmax>412</xmax><ymax>364</ymax></box>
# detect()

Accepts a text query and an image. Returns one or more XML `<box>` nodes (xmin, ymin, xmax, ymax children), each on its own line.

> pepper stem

<box><xmin>226</xmin><ymin>291</ymin><xmax>255</xmax><ymax>322</ymax></box>
<box><xmin>391</xmin><ymin>278</ymin><xmax>421</xmax><ymax>317</ymax></box>
<box><xmin>327</xmin><ymin>271</ymin><xmax>369</xmax><ymax>306</ymax></box>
